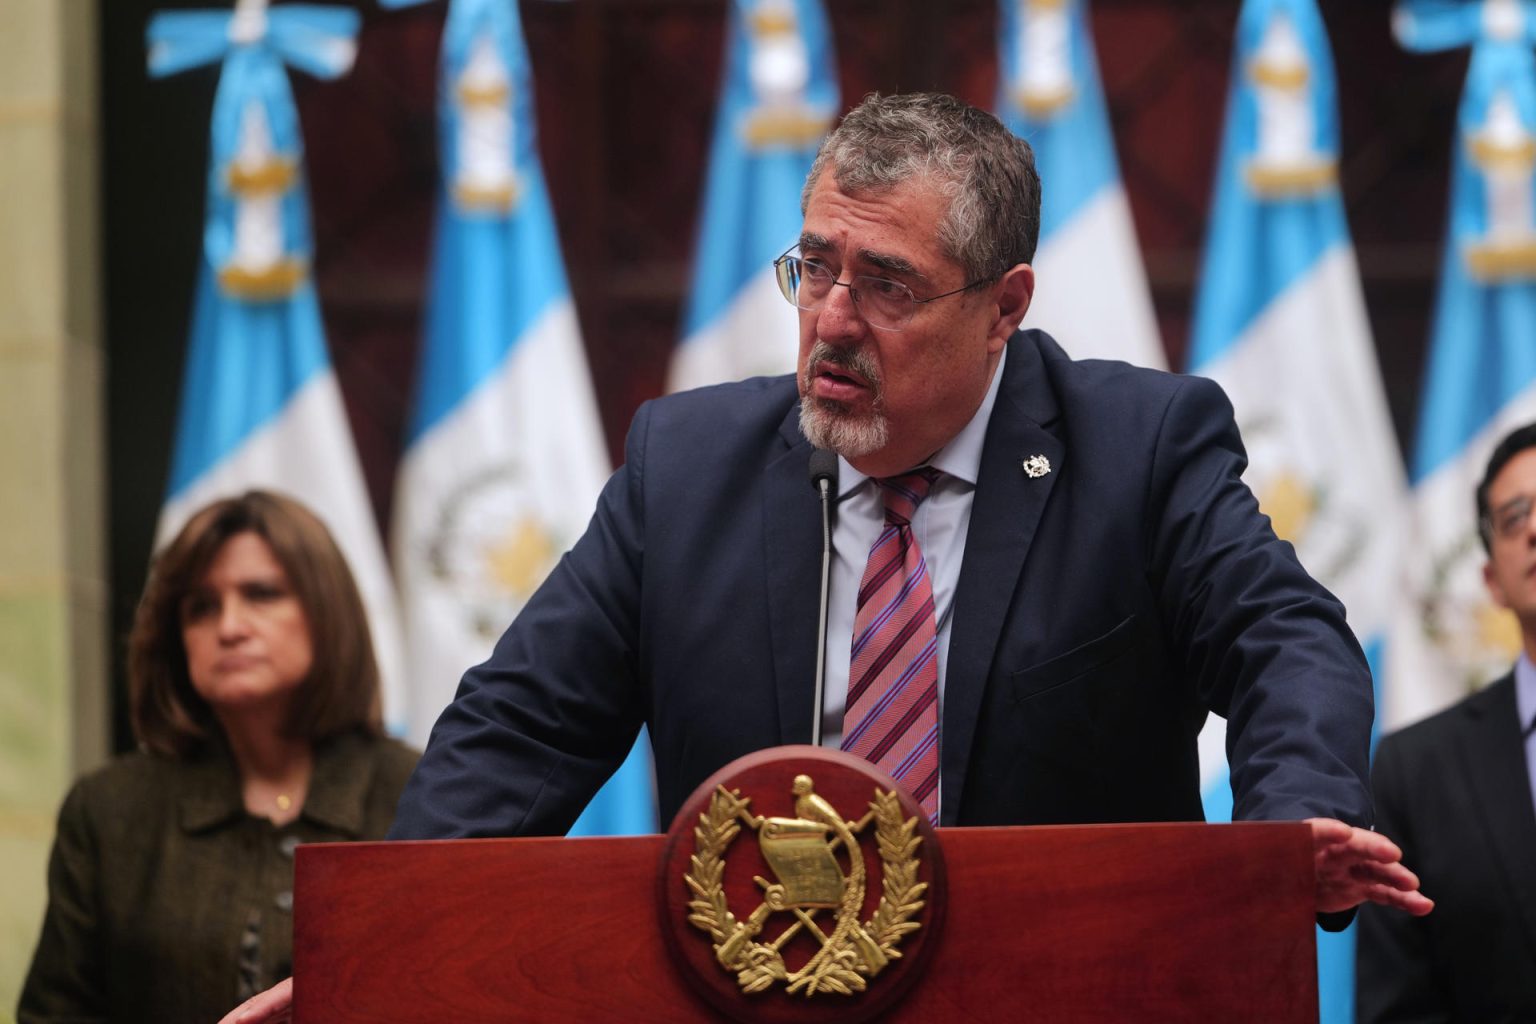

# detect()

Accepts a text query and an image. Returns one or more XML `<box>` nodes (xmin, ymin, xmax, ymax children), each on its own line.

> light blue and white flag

<box><xmin>1387</xmin><ymin>0</ymin><xmax>1536</xmax><ymax>733</ymax></box>
<box><xmin>996</xmin><ymin>0</ymin><xmax>1163</xmax><ymax>367</ymax></box>
<box><xmin>1188</xmin><ymin>3</ymin><xmax>1405</xmax><ymax>1019</ymax></box>
<box><xmin>380</xmin><ymin>0</ymin><xmax>653</xmax><ymax>835</ymax></box>
<box><xmin>149</xmin><ymin>0</ymin><xmax>406</xmax><ymax>724</ymax></box>
<box><xmin>668</xmin><ymin>0</ymin><xmax>838</xmax><ymax>391</ymax></box>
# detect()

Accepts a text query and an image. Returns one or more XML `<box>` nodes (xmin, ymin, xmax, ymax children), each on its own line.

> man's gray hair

<box><xmin>801</xmin><ymin>92</ymin><xmax>1042</xmax><ymax>283</ymax></box>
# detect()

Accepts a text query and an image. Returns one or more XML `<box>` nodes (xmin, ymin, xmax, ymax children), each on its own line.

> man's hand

<box><xmin>1307</xmin><ymin>817</ymin><xmax>1434</xmax><ymax>916</ymax></box>
<box><xmin>218</xmin><ymin>977</ymin><xmax>292</xmax><ymax>1024</ymax></box>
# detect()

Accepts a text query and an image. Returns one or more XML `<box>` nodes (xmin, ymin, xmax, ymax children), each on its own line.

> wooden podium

<box><xmin>293</xmin><ymin>819</ymin><xmax>1318</xmax><ymax>1022</ymax></box>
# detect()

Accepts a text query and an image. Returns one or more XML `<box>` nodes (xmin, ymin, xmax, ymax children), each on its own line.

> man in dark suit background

<box><xmin>222</xmin><ymin>90</ymin><xmax>1432</xmax><ymax>1024</ymax></box>
<box><xmin>1356</xmin><ymin>424</ymin><xmax>1536</xmax><ymax>1021</ymax></box>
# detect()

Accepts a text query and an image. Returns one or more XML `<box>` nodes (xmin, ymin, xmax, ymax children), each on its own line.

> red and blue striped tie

<box><xmin>842</xmin><ymin>467</ymin><xmax>942</xmax><ymax>823</ymax></box>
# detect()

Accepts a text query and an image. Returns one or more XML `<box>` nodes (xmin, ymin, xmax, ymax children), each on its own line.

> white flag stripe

<box><xmin>670</xmin><ymin>266</ymin><xmax>800</xmax><ymax>393</ymax></box>
<box><xmin>1386</xmin><ymin>381</ymin><xmax>1536</xmax><ymax>733</ymax></box>
<box><xmin>1024</xmin><ymin>186</ymin><xmax>1166</xmax><ymax>369</ymax></box>
<box><xmin>1197</xmin><ymin>244</ymin><xmax>1404</xmax><ymax>632</ymax></box>
<box><xmin>393</xmin><ymin>299</ymin><xmax>609</xmax><ymax>744</ymax></box>
<box><xmin>157</xmin><ymin>370</ymin><xmax>407</xmax><ymax>727</ymax></box>
<box><xmin>1197</xmin><ymin>718</ymin><xmax>1229</xmax><ymax>794</ymax></box>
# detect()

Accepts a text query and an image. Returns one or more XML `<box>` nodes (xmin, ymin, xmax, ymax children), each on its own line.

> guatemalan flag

<box><xmin>668</xmin><ymin>0</ymin><xmax>838</xmax><ymax>391</ymax></box>
<box><xmin>1387</xmin><ymin>0</ymin><xmax>1536</xmax><ymax>733</ymax></box>
<box><xmin>1187</xmin><ymin>2</ymin><xmax>1404</xmax><ymax>1019</ymax></box>
<box><xmin>381</xmin><ymin>0</ymin><xmax>654</xmax><ymax>835</ymax></box>
<box><xmin>996</xmin><ymin>0</ymin><xmax>1164</xmax><ymax>367</ymax></box>
<box><xmin>149</xmin><ymin>1</ymin><xmax>406</xmax><ymax>723</ymax></box>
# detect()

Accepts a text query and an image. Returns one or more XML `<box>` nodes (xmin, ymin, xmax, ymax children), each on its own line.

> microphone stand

<box><xmin>808</xmin><ymin>449</ymin><xmax>839</xmax><ymax>747</ymax></box>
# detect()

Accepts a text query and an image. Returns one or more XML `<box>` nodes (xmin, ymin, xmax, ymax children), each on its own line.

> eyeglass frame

<box><xmin>771</xmin><ymin>246</ymin><xmax>994</xmax><ymax>332</ymax></box>
<box><xmin>1484</xmin><ymin>492</ymin><xmax>1536</xmax><ymax>544</ymax></box>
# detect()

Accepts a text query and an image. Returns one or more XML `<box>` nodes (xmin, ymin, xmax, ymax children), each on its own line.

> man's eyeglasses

<box><xmin>772</xmin><ymin>248</ymin><xmax>989</xmax><ymax>332</ymax></box>
<box><xmin>1485</xmin><ymin>493</ymin><xmax>1536</xmax><ymax>542</ymax></box>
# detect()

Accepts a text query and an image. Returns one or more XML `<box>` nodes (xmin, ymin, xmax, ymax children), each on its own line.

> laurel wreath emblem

<box><xmin>684</xmin><ymin>783</ymin><xmax>927</xmax><ymax>997</ymax></box>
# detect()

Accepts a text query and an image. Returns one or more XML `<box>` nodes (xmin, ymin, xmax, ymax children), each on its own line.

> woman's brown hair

<box><xmin>129</xmin><ymin>490</ymin><xmax>383</xmax><ymax>757</ymax></box>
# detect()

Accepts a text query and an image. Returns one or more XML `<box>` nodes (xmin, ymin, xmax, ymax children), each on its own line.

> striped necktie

<box><xmin>842</xmin><ymin>467</ymin><xmax>943</xmax><ymax>823</ymax></box>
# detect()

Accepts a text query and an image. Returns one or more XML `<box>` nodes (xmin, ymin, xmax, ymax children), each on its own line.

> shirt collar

<box><xmin>836</xmin><ymin>345</ymin><xmax>1007</xmax><ymax>496</ymax></box>
<box><xmin>176</xmin><ymin>741</ymin><xmax>245</xmax><ymax>833</ymax></box>
<box><xmin>1516</xmin><ymin>653</ymin><xmax>1536</xmax><ymax>735</ymax></box>
<box><xmin>178</xmin><ymin>731</ymin><xmax>378</xmax><ymax>836</ymax></box>
<box><xmin>299</xmin><ymin>732</ymin><xmax>378</xmax><ymax>835</ymax></box>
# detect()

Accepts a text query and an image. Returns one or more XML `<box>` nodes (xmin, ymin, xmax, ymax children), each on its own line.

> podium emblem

<box><xmin>683</xmin><ymin>773</ymin><xmax>926</xmax><ymax>998</ymax></box>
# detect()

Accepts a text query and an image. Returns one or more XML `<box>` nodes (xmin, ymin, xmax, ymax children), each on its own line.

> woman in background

<box><xmin>18</xmin><ymin>491</ymin><xmax>417</xmax><ymax>1023</ymax></box>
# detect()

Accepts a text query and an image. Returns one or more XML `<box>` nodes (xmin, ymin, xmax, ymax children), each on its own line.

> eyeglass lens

<box><xmin>776</xmin><ymin>257</ymin><xmax>914</xmax><ymax>330</ymax></box>
<box><xmin>1493</xmin><ymin>494</ymin><xmax>1536</xmax><ymax>539</ymax></box>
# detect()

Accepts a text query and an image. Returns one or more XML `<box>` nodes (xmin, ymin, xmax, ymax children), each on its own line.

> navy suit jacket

<box><xmin>391</xmin><ymin>330</ymin><xmax>1374</xmax><ymax>838</ymax></box>
<box><xmin>1356</xmin><ymin>673</ymin><xmax>1536</xmax><ymax>1021</ymax></box>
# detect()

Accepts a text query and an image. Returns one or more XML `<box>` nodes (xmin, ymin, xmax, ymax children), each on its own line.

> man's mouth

<box><xmin>812</xmin><ymin>363</ymin><xmax>871</xmax><ymax>403</ymax></box>
<box><xmin>817</xmin><ymin>363</ymin><xmax>868</xmax><ymax>388</ymax></box>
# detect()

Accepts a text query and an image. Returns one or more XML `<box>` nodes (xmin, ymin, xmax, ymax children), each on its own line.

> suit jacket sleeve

<box><xmin>388</xmin><ymin>402</ymin><xmax>655</xmax><ymax>839</ymax></box>
<box><xmin>1354</xmin><ymin>734</ymin><xmax>1450</xmax><ymax>1022</ymax></box>
<box><xmin>1148</xmin><ymin>375</ymin><xmax>1373</xmax><ymax>827</ymax></box>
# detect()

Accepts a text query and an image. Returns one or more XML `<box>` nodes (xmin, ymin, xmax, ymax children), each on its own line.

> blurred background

<box><xmin>0</xmin><ymin>0</ymin><xmax>1487</xmax><ymax>1017</ymax></box>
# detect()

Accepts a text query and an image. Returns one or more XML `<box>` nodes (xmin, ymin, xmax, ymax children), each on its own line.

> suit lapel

<box><xmin>941</xmin><ymin>333</ymin><xmax>1063</xmax><ymax>824</ymax></box>
<box><xmin>1460</xmin><ymin>675</ymin><xmax>1536</xmax><ymax>953</ymax></box>
<box><xmin>763</xmin><ymin>407</ymin><xmax>822</xmax><ymax>745</ymax></box>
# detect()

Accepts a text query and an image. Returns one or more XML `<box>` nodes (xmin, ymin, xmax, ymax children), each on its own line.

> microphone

<box><xmin>808</xmin><ymin>449</ymin><xmax>839</xmax><ymax>747</ymax></box>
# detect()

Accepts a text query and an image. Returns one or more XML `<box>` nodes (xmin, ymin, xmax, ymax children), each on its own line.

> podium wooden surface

<box><xmin>294</xmin><ymin>822</ymin><xmax>1317</xmax><ymax>1023</ymax></box>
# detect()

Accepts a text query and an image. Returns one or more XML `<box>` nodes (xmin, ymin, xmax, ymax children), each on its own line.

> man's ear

<box><xmin>989</xmin><ymin>263</ymin><xmax>1035</xmax><ymax>350</ymax></box>
<box><xmin>1484</xmin><ymin>558</ymin><xmax>1511</xmax><ymax>610</ymax></box>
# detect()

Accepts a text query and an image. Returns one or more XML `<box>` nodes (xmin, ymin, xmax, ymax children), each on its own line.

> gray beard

<box><xmin>797</xmin><ymin>339</ymin><xmax>890</xmax><ymax>458</ymax></box>
<box><xmin>798</xmin><ymin>396</ymin><xmax>890</xmax><ymax>458</ymax></box>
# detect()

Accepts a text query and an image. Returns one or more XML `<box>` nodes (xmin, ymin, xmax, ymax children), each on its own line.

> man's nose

<box><xmin>815</xmin><ymin>280</ymin><xmax>866</xmax><ymax>344</ymax></box>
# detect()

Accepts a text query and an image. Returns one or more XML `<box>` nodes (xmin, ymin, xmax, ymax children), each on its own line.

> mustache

<box><xmin>803</xmin><ymin>341</ymin><xmax>883</xmax><ymax>396</ymax></box>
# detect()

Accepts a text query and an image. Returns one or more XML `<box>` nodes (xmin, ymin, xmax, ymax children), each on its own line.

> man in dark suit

<box><xmin>384</xmin><ymin>90</ymin><xmax>1426</xmax><ymax>913</ymax></box>
<box><xmin>1356</xmin><ymin>424</ymin><xmax>1536</xmax><ymax>1021</ymax></box>
<box><xmin>222</xmin><ymin>85</ymin><xmax>1429</xmax><ymax>1024</ymax></box>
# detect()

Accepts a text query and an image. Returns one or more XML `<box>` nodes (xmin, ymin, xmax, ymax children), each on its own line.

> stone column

<box><xmin>0</xmin><ymin>0</ymin><xmax>108</xmax><ymax>1010</ymax></box>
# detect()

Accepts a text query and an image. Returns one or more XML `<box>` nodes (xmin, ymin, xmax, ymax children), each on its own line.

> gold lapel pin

<box><xmin>1021</xmin><ymin>454</ymin><xmax>1051</xmax><ymax>479</ymax></box>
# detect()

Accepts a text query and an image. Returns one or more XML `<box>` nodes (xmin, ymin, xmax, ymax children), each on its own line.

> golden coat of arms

<box><xmin>683</xmin><ymin>773</ymin><xmax>928</xmax><ymax>999</ymax></box>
